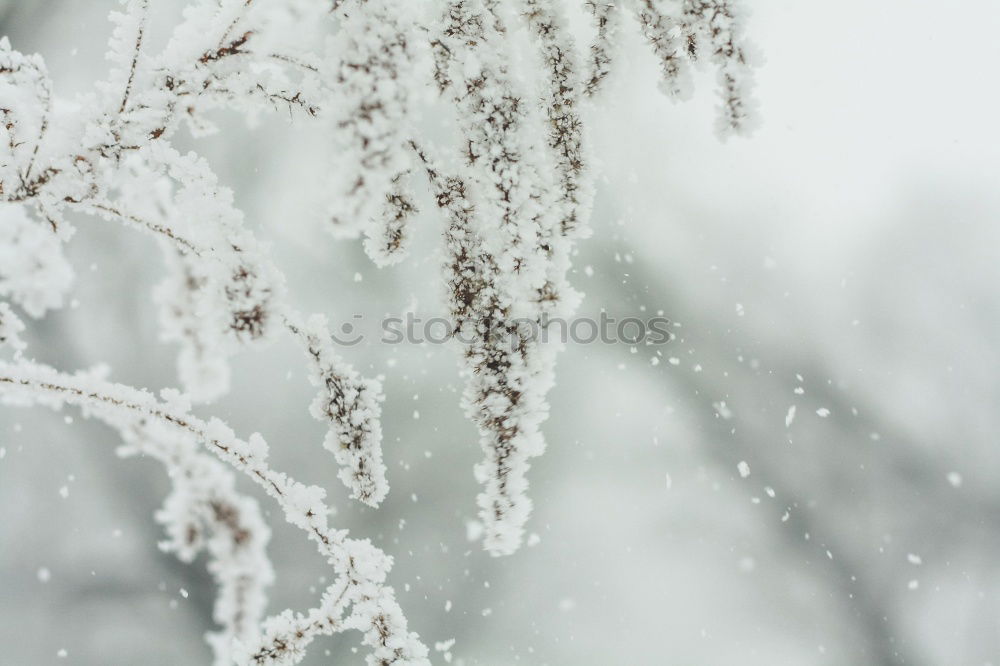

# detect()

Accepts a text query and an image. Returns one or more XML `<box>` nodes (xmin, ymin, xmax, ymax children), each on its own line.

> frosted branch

<box><xmin>118</xmin><ymin>416</ymin><xmax>274</xmax><ymax>666</ymax></box>
<box><xmin>0</xmin><ymin>359</ymin><xmax>427</xmax><ymax>665</ymax></box>
<box><xmin>584</xmin><ymin>2</ymin><xmax>622</xmax><ymax>97</ymax></box>
<box><xmin>0</xmin><ymin>0</ymin><xmax>762</xmax><ymax>648</ymax></box>
<box><xmin>0</xmin><ymin>302</ymin><xmax>26</xmax><ymax>355</ymax></box>
<box><xmin>325</xmin><ymin>0</ymin><xmax>420</xmax><ymax>242</ymax></box>
<box><xmin>631</xmin><ymin>0</ymin><xmax>759</xmax><ymax>136</ymax></box>
<box><xmin>286</xmin><ymin>314</ymin><xmax>388</xmax><ymax>508</ymax></box>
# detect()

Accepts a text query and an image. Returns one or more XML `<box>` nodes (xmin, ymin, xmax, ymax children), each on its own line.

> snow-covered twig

<box><xmin>0</xmin><ymin>302</ymin><xmax>26</xmax><ymax>355</ymax></box>
<box><xmin>0</xmin><ymin>359</ymin><xmax>427</xmax><ymax>665</ymax></box>
<box><xmin>286</xmin><ymin>314</ymin><xmax>388</xmax><ymax>508</ymax></box>
<box><xmin>584</xmin><ymin>2</ymin><xmax>622</xmax><ymax>97</ymax></box>
<box><xmin>119</xmin><ymin>416</ymin><xmax>274</xmax><ymax>666</ymax></box>
<box><xmin>325</xmin><ymin>0</ymin><xmax>421</xmax><ymax>245</ymax></box>
<box><xmin>630</xmin><ymin>0</ymin><xmax>758</xmax><ymax>136</ymax></box>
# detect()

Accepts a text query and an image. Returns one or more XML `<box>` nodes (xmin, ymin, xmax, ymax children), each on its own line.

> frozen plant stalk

<box><xmin>0</xmin><ymin>0</ymin><xmax>759</xmax><ymax>659</ymax></box>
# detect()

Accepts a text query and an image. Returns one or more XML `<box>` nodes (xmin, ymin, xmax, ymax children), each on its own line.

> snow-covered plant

<box><xmin>410</xmin><ymin>0</ymin><xmax>757</xmax><ymax>554</ymax></box>
<box><xmin>287</xmin><ymin>313</ymin><xmax>388</xmax><ymax>508</ymax></box>
<box><xmin>0</xmin><ymin>358</ymin><xmax>425</xmax><ymax>665</ymax></box>
<box><xmin>0</xmin><ymin>0</ymin><xmax>757</xmax><ymax>660</ymax></box>
<box><xmin>0</xmin><ymin>301</ymin><xmax>26</xmax><ymax>354</ymax></box>
<box><xmin>630</xmin><ymin>0</ymin><xmax>759</xmax><ymax>135</ymax></box>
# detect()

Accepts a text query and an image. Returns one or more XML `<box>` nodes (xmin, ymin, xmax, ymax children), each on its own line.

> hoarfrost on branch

<box><xmin>0</xmin><ymin>0</ymin><xmax>757</xmax><ymax>661</ymax></box>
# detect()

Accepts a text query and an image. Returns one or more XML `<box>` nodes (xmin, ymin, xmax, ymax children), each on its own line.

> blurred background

<box><xmin>2</xmin><ymin>0</ymin><xmax>1000</xmax><ymax>664</ymax></box>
